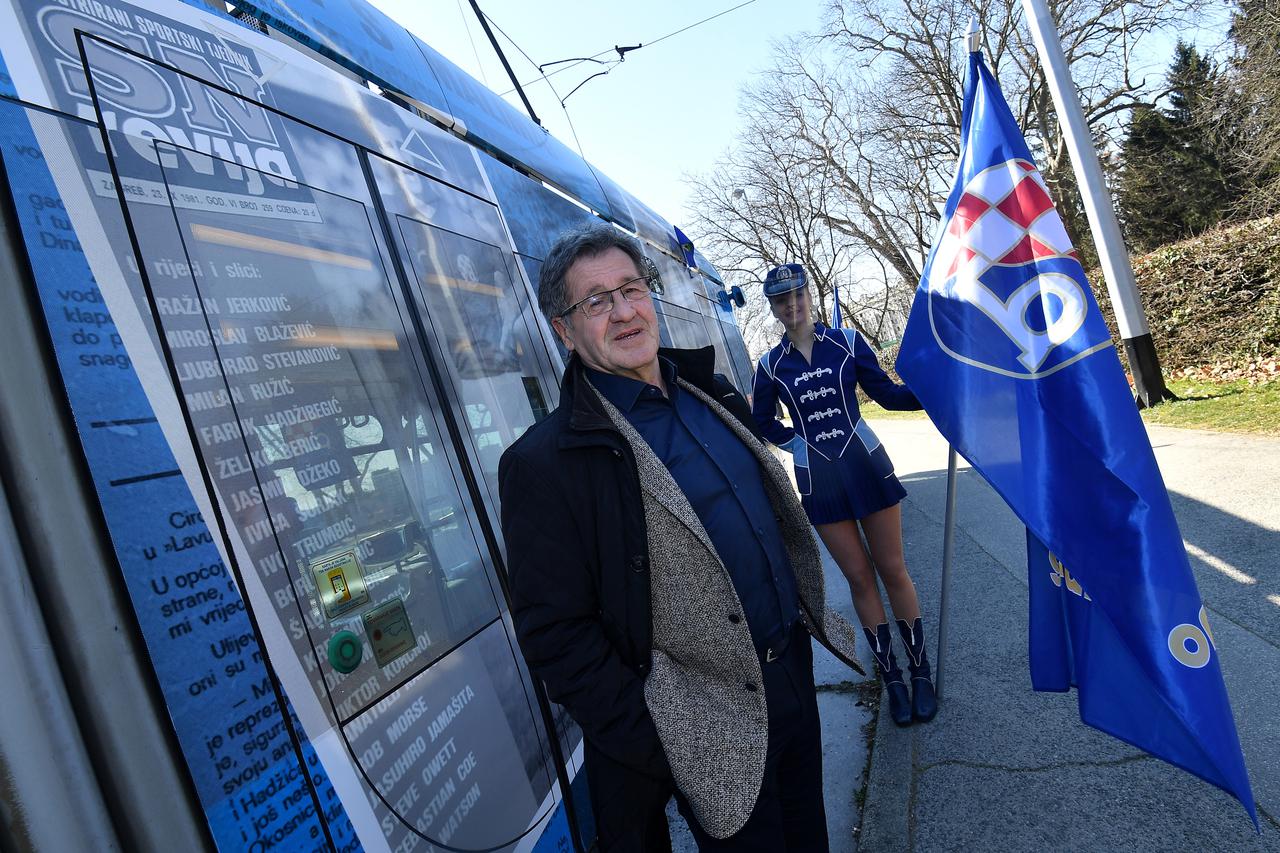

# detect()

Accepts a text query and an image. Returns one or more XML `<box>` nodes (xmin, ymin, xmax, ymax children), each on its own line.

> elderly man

<box><xmin>498</xmin><ymin>222</ymin><xmax>865</xmax><ymax>851</ymax></box>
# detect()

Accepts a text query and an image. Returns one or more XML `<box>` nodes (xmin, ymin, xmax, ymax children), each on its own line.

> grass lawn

<box><xmin>860</xmin><ymin>379</ymin><xmax>1279</xmax><ymax>437</ymax></box>
<box><xmin>860</xmin><ymin>398</ymin><xmax>928</xmax><ymax>420</ymax></box>
<box><xmin>1141</xmin><ymin>378</ymin><xmax>1280</xmax><ymax>436</ymax></box>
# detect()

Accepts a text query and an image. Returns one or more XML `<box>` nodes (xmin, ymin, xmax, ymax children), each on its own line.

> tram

<box><xmin>0</xmin><ymin>0</ymin><xmax>752</xmax><ymax>849</ymax></box>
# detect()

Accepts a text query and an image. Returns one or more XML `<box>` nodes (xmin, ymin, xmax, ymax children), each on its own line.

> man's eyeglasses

<box><xmin>559</xmin><ymin>276</ymin><xmax>652</xmax><ymax>319</ymax></box>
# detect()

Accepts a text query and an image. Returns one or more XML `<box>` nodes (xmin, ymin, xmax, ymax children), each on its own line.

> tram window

<box><xmin>518</xmin><ymin>254</ymin><xmax>569</xmax><ymax>364</ymax></box>
<box><xmin>656</xmin><ymin>304</ymin><xmax>711</xmax><ymax>350</ymax></box>
<box><xmin>695</xmin><ymin>307</ymin><xmax>736</xmax><ymax>381</ymax></box>
<box><xmin>147</xmin><ymin>145</ymin><xmax>506</xmax><ymax>720</ymax></box>
<box><xmin>721</xmin><ymin>320</ymin><xmax>757</xmax><ymax>394</ymax></box>
<box><xmin>394</xmin><ymin>217</ymin><xmax>550</xmax><ymax>497</ymax></box>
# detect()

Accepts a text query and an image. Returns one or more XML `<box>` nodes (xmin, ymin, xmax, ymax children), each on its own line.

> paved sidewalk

<box><xmin>859</xmin><ymin>418</ymin><xmax>1280</xmax><ymax>852</ymax></box>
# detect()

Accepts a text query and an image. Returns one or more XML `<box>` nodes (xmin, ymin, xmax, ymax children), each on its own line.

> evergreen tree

<box><xmin>1118</xmin><ymin>42</ymin><xmax>1233</xmax><ymax>250</ymax></box>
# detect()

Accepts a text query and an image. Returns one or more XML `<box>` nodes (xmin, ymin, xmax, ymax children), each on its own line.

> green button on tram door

<box><xmin>327</xmin><ymin>630</ymin><xmax>363</xmax><ymax>674</ymax></box>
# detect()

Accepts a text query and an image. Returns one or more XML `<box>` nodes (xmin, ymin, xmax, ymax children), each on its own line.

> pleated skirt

<box><xmin>800</xmin><ymin>441</ymin><xmax>907</xmax><ymax>525</ymax></box>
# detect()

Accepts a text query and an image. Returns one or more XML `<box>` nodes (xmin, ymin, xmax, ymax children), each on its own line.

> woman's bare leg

<box><xmin>819</xmin><ymin>516</ymin><xmax>916</xmax><ymax>724</ymax></box>
<box><xmin>859</xmin><ymin>504</ymin><xmax>921</xmax><ymax>623</ymax></box>
<box><xmin>815</xmin><ymin>519</ymin><xmax>886</xmax><ymax>628</ymax></box>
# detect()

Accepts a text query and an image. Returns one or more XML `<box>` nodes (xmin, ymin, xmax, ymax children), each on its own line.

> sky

<box><xmin>365</xmin><ymin>1</ymin><xmax>1235</xmax><ymax>245</ymax></box>
<box><xmin>367</xmin><ymin>0</ymin><xmax>830</xmax><ymax>228</ymax></box>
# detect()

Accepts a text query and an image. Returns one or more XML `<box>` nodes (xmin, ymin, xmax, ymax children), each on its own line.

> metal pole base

<box><xmin>1123</xmin><ymin>333</ymin><xmax>1178</xmax><ymax>409</ymax></box>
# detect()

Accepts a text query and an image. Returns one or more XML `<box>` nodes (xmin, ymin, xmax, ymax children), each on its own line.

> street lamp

<box><xmin>711</xmin><ymin>188</ymin><xmax>751</xmax><ymax>310</ymax></box>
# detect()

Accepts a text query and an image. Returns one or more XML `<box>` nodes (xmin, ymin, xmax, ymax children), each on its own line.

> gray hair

<box><xmin>537</xmin><ymin>221</ymin><xmax>647</xmax><ymax>322</ymax></box>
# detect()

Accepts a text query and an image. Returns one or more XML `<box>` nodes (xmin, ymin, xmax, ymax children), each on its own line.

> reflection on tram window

<box><xmin>699</xmin><ymin>312</ymin><xmax>736</xmax><ymax>382</ymax></box>
<box><xmin>647</xmin><ymin>250</ymin><xmax>701</xmax><ymax>310</ymax></box>
<box><xmin>641</xmin><ymin>255</ymin><xmax>664</xmax><ymax>296</ymax></box>
<box><xmin>518</xmin><ymin>255</ymin><xmax>569</xmax><ymax>365</ymax></box>
<box><xmin>656</xmin><ymin>304</ymin><xmax>711</xmax><ymax>351</ymax></box>
<box><xmin>395</xmin><ymin>217</ymin><xmax>550</xmax><ymax>495</ymax></box>
<box><xmin>522</xmin><ymin>377</ymin><xmax>551</xmax><ymax>421</ymax></box>
<box><xmin>720</xmin><ymin>319</ymin><xmax>756</xmax><ymax>394</ymax></box>
<box><xmin>151</xmin><ymin>145</ymin><xmax>507</xmax><ymax>723</ymax></box>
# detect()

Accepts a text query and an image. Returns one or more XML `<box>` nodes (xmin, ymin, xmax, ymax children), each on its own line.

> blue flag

<box><xmin>896</xmin><ymin>51</ymin><xmax>1256</xmax><ymax>824</ymax></box>
<box><xmin>831</xmin><ymin>282</ymin><xmax>843</xmax><ymax>329</ymax></box>
<box><xmin>673</xmin><ymin>226</ymin><xmax>697</xmax><ymax>271</ymax></box>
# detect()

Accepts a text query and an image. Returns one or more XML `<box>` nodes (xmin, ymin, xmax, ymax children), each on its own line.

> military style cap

<box><xmin>763</xmin><ymin>263</ymin><xmax>808</xmax><ymax>298</ymax></box>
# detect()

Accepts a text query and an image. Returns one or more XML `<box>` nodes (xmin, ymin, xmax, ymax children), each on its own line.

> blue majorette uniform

<box><xmin>752</xmin><ymin>323</ymin><xmax>922</xmax><ymax>524</ymax></box>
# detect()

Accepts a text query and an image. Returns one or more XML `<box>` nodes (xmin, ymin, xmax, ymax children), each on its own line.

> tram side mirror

<box><xmin>717</xmin><ymin>286</ymin><xmax>746</xmax><ymax>310</ymax></box>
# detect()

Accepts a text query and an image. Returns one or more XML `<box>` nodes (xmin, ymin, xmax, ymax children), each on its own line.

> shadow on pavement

<box><xmin>1168</xmin><ymin>490</ymin><xmax>1280</xmax><ymax>642</ymax></box>
<box><xmin>858</xmin><ymin>462</ymin><xmax>1280</xmax><ymax>851</ymax></box>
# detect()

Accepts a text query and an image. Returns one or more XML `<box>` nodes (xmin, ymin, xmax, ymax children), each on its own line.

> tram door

<box><xmin>87</xmin><ymin>39</ymin><xmax>571</xmax><ymax>852</ymax></box>
<box><xmin>367</xmin><ymin>153</ymin><xmax>558</xmax><ymax>544</ymax></box>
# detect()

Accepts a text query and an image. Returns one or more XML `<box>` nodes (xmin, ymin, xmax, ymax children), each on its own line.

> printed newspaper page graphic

<box><xmin>0</xmin><ymin>0</ymin><xmax>577</xmax><ymax>848</ymax></box>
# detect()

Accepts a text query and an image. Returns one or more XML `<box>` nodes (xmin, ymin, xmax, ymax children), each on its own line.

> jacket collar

<box><xmin>781</xmin><ymin>322</ymin><xmax>831</xmax><ymax>354</ymax></box>
<box><xmin>587</xmin><ymin>358</ymin><xmax>680</xmax><ymax>414</ymax></box>
<box><xmin>558</xmin><ymin>346</ymin><xmax>720</xmax><ymax>447</ymax></box>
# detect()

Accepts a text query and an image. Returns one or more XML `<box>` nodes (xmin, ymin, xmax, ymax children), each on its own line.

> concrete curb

<box><xmin>857</xmin><ymin>685</ymin><xmax>913</xmax><ymax>852</ymax></box>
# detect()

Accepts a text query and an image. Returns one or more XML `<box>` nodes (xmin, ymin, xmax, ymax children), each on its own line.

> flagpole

<box><xmin>932</xmin><ymin>19</ymin><xmax>984</xmax><ymax>705</ymax></box>
<box><xmin>935</xmin><ymin>445</ymin><xmax>959</xmax><ymax>700</ymax></box>
<box><xmin>1019</xmin><ymin>0</ymin><xmax>1174</xmax><ymax>409</ymax></box>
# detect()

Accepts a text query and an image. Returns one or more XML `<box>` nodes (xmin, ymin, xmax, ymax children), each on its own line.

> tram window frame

<box><xmin>363</xmin><ymin>152</ymin><xmax>563</xmax><ymax>540</ymax></box>
<box><xmin>144</xmin><ymin>145</ymin><xmax>503</xmax><ymax>708</ymax></box>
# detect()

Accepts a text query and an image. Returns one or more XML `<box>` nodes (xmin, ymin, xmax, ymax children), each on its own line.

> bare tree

<box><xmin>1217</xmin><ymin>0</ymin><xmax>1280</xmax><ymax>216</ymax></box>
<box><xmin>687</xmin><ymin>0</ymin><xmax>1207</xmax><ymax>343</ymax></box>
<box><xmin>687</xmin><ymin>39</ymin><xmax>918</xmax><ymax>353</ymax></box>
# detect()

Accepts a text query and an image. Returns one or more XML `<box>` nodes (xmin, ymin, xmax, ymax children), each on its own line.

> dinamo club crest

<box><xmin>925</xmin><ymin>158</ymin><xmax>1112</xmax><ymax>378</ymax></box>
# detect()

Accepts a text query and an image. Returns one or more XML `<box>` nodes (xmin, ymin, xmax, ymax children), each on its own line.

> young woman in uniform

<box><xmin>751</xmin><ymin>264</ymin><xmax>937</xmax><ymax>726</ymax></box>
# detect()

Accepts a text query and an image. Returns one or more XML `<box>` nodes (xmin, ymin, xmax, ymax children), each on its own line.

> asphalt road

<box><xmin>860</xmin><ymin>416</ymin><xmax>1280</xmax><ymax>851</ymax></box>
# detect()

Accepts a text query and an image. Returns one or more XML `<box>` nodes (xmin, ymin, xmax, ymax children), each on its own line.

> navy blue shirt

<box><xmin>588</xmin><ymin>359</ymin><xmax>800</xmax><ymax>651</ymax></box>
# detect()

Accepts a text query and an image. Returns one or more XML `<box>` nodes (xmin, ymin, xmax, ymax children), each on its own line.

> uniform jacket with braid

<box><xmin>498</xmin><ymin>347</ymin><xmax>865</xmax><ymax>839</ymax></box>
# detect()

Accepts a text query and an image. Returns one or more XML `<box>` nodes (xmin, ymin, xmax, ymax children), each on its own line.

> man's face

<box><xmin>552</xmin><ymin>247</ymin><xmax>661</xmax><ymax>383</ymax></box>
<box><xmin>768</xmin><ymin>286</ymin><xmax>811</xmax><ymax>328</ymax></box>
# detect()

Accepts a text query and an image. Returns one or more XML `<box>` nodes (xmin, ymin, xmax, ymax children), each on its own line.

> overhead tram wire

<box><xmin>456</xmin><ymin>0</ymin><xmax>490</xmax><ymax>87</ymax></box>
<box><xmin>497</xmin><ymin>0</ymin><xmax>759</xmax><ymax>98</ymax></box>
<box><xmin>481</xmin><ymin>0</ymin><xmax>759</xmax><ymax>159</ymax></box>
<box><xmin>476</xmin><ymin>9</ymin><xmax>594</xmax><ymax>160</ymax></box>
<box><xmin>534</xmin><ymin>51</ymin><xmax>630</xmax><ymax>107</ymax></box>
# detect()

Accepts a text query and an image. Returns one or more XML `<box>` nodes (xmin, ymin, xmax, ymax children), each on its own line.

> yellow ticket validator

<box><xmin>310</xmin><ymin>549</ymin><xmax>370</xmax><ymax>619</ymax></box>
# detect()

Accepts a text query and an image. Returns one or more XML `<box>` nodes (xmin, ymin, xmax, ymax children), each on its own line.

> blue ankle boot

<box><xmin>864</xmin><ymin>623</ymin><xmax>912</xmax><ymax>727</ymax></box>
<box><xmin>896</xmin><ymin>617</ymin><xmax>938</xmax><ymax>723</ymax></box>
